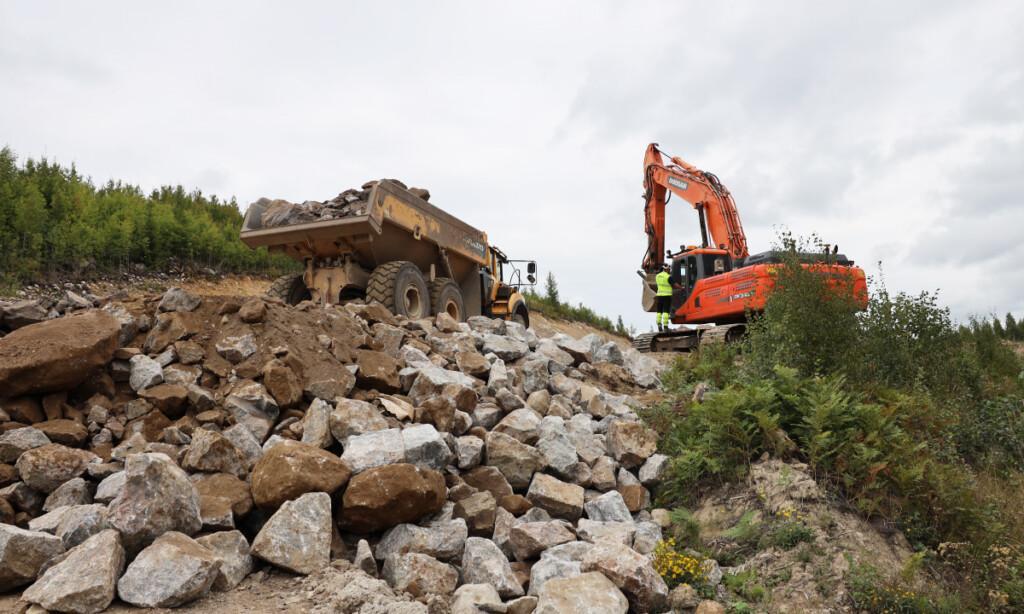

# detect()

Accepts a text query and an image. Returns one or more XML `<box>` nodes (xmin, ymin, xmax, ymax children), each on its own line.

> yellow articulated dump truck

<box><xmin>240</xmin><ymin>179</ymin><xmax>537</xmax><ymax>325</ymax></box>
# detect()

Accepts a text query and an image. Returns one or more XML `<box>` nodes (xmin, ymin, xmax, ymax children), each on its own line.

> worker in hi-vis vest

<box><xmin>655</xmin><ymin>263</ymin><xmax>677</xmax><ymax>332</ymax></box>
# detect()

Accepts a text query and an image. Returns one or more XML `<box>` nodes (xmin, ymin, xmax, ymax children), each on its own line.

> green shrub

<box><xmin>760</xmin><ymin>520</ymin><xmax>815</xmax><ymax>551</ymax></box>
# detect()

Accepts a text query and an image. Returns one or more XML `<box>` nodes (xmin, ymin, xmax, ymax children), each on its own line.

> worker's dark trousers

<box><xmin>656</xmin><ymin>296</ymin><xmax>672</xmax><ymax>327</ymax></box>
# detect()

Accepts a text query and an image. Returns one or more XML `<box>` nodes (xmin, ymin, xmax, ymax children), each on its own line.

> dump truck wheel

<box><xmin>367</xmin><ymin>261</ymin><xmax>430</xmax><ymax>319</ymax></box>
<box><xmin>512</xmin><ymin>305</ymin><xmax>530</xmax><ymax>328</ymax></box>
<box><xmin>429</xmin><ymin>279</ymin><xmax>465</xmax><ymax>321</ymax></box>
<box><xmin>268</xmin><ymin>273</ymin><xmax>311</xmax><ymax>306</ymax></box>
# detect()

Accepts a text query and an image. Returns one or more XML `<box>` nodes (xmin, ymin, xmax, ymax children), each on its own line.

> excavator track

<box><xmin>698</xmin><ymin>323</ymin><xmax>747</xmax><ymax>346</ymax></box>
<box><xmin>634</xmin><ymin>324</ymin><xmax>746</xmax><ymax>353</ymax></box>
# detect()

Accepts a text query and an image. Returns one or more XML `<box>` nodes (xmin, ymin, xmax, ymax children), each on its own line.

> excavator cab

<box><xmin>670</xmin><ymin>247</ymin><xmax>733</xmax><ymax>312</ymax></box>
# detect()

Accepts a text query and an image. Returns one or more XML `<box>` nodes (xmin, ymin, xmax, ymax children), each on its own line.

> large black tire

<box><xmin>512</xmin><ymin>304</ymin><xmax>530</xmax><ymax>328</ymax></box>
<box><xmin>366</xmin><ymin>261</ymin><xmax>430</xmax><ymax>319</ymax></box>
<box><xmin>268</xmin><ymin>272</ymin><xmax>311</xmax><ymax>306</ymax></box>
<box><xmin>429</xmin><ymin>278</ymin><xmax>465</xmax><ymax>321</ymax></box>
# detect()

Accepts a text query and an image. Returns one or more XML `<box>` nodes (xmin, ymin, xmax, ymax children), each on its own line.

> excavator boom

<box><xmin>642</xmin><ymin>143</ymin><xmax>748</xmax><ymax>270</ymax></box>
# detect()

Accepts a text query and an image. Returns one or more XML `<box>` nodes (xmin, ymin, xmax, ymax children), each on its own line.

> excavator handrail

<box><xmin>642</xmin><ymin>143</ymin><xmax>749</xmax><ymax>271</ymax></box>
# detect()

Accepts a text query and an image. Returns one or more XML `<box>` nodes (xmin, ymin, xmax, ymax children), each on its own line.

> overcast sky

<box><xmin>2</xmin><ymin>1</ymin><xmax>1022</xmax><ymax>330</ymax></box>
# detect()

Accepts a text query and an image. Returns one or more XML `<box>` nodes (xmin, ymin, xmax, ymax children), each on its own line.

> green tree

<box><xmin>1007</xmin><ymin>313</ymin><xmax>1020</xmax><ymax>341</ymax></box>
<box><xmin>994</xmin><ymin>317</ymin><xmax>1006</xmax><ymax>339</ymax></box>
<box><xmin>544</xmin><ymin>272</ymin><xmax>560</xmax><ymax>304</ymax></box>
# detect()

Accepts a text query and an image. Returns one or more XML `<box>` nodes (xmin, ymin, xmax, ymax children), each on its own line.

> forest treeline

<box><xmin>0</xmin><ymin>146</ymin><xmax>293</xmax><ymax>288</ymax></box>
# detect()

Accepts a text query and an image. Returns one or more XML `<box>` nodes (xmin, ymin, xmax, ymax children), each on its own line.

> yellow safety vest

<box><xmin>655</xmin><ymin>271</ymin><xmax>673</xmax><ymax>297</ymax></box>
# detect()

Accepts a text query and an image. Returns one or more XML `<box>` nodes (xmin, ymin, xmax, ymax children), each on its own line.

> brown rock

<box><xmin>42</xmin><ymin>393</ymin><xmax>67</xmax><ymax>421</ymax></box>
<box><xmin>354</xmin><ymin>350</ymin><xmax>401</xmax><ymax>392</ymax></box>
<box><xmin>182</xmin><ymin>429</ymin><xmax>247</xmax><ymax>478</ymax></box>
<box><xmin>618</xmin><ymin>484</ymin><xmax>647</xmax><ymax>513</ymax></box>
<box><xmin>382</xmin><ymin>552</ymin><xmax>458</xmax><ymax>598</ymax></box>
<box><xmin>581</xmin><ymin>541</ymin><xmax>669</xmax><ymax>612</ymax></box>
<box><xmin>486</xmin><ymin>431</ymin><xmax>545</xmax><ymax>490</ymax></box>
<box><xmin>510</xmin><ymin>521</ymin><xmax>576</xmax><ymax>561</ymax></box>
<box><xmin>463</xmin><ymin>465</ymin><xmax>514</xmax><ymax>501</ymax></box>
<box><xmin>340</xmin><ymin>463</ymin><xmax>446</xmax><ymax>533</ymax></box>
<box><xmin>174</xmin><ymin>340</ymin><xmax>205</xmax><ymax>365</ymax></box>
<box><xmin>1</xmin><ymin>398</ymin><xmax>44</xmax><ymax>424</ymax></box>
<box><xmin>250</xmin><ymin>440</ymin><xmax>351</xmax><ymax>509</ymax></box>
<box><xmin>606</xmin><ymin>421</ymin><xmax>658</xmax><ymax>469</ymax></box>
<box><xmin>0</xmin><ymin>464</ymin><xmax>18</xmax><ymax>488</ymax></box>
<box><xmin>453</xmin><ymin>491</ymin><xmax>497</xmax><ymax>536</ymax></box>
<box><xmin>499</xmin><ymin>494</ymin><xmax>533</xmax><ymax>515</ymax></box>
<box><xmin>137</xmin><ymin>384</ymin><xmax>189</xmax><ymax>418</ymax></box>
<box><xmin>526</xmin><ymin>473</ymin><xmax>584</xmax><ymax>521</ymax></box>
<box><xmin>16</xmin><ymin>444</ymin><xmax>97</xmax><ymax>493</ymax></box>
<box><xmin>125</xmin><ymin>410</ymin><xmax>172</xmax><ymax>443</ymax></box>
<box><xmin>34</xmin><ymin>420</ymin><xmax>88</xmax><ymax>447</ymax></box>
<box><xmin>415</xmin><ymin>397</ymin><xmax>455</xmax><ymax>432</ymax></box>
<box><xmin>144</xmin><ymin>312</ymin><xmax>194</xmax><ymax>354</ymax></box>
<box><xmin>191</xmin><ymin>473</ymin><xmax>253</xmax><ymax>518</ymax></box>
<box><xmin>455</xmin><ymin>351</ymin><xmax>490</xmax><ymax>378</ymax></box>
<box><xmin>262</xmin><ymin>360</ymin><xmax>303</xmax><ymax>408</ymax></box>
<box><xmin>238</xmin><ymin>298</ymin><xmax>267</xmax><ymax>324</ymax></box>
<box><xmin>0</xmin><ymin>311</ymin><xmax>121</xmax><ymax>397</ymax></box>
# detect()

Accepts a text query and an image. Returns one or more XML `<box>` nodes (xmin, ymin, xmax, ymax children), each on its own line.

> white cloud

<box><xmin>2</xmin><ymin>0</ymin><xmax>1022</xmax><ymax>329</ymax></box>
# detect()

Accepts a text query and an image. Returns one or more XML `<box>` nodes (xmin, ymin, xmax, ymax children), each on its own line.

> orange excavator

<box><xmin>634</xmin><ymin>143</ymin><xmax>867</xmax><ymax>352</ymax></box>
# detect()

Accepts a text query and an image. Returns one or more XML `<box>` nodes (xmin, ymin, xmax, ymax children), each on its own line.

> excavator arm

<box><xmin>642</xmin><ymin>143</ymin><xmax>749</xmax><ymax>271</ymax></box>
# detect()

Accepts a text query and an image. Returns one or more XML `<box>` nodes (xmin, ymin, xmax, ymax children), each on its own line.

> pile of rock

<box><xmin>0</xmin><ymin>285</ymin><xmax>669</xmax><ymax>613</ymax></box>
<box><xmin>0</xmin><ymin>282</ymin><xmax>101</xmax><ymax>336</ymax></box>
<box><xmin>253</xmin><ymin>178</ymin><xmax>432</xmax><ymax>229</ymax></box>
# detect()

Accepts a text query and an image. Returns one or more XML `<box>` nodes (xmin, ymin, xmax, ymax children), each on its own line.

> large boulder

<box><xmin>340</xmin><ymin>463</ymin><xmax>446</xmax><ymax>533</ymax></box>
<box><xmin>606</xmin><ymin>421</ymin><xmax>658</xmax><ymax>469</ymax></box>
<box><xmin>354</xmin><ymin>349</ymin><xmax>401</xmax><ymax>392</ymax></box>
<box><xmin>535</xmin><ymin>571</ymin><xmax>629</xmax><ymax>614</ymax></box>
<box><xmin>128</xmin><ymin>355</ymin><xmax>163</xmax><ymax>392</ymax></box>
<box><xmin>43</xmin><ymin>477</ymin><xmax>92</xmax><ymax>512</ymax></box>
<box><xmin>22</xmin><ymin>529</ymin><xmax>125</xmax><ymax>614</ymax></box>
<box><xmin>581</xmin><ymin>541</ymin><xmax>669</xmax><ymax>612</ymax></box>
<box><xmin>196</xmin><ymin>530</ymin><xmax>254</xmax><ymax>591</ymax></box>
<box><xmin>117</xmin><ymin>531</ymin><xmax>221</xmax><ymax>608</ymax></box>
<box><xmin>182</xmin><ymin>428</ymin><xmax>247</xmax><ymax>478</ymax></box>
<box><xmin>0</xmin><ymin>311</ymin><xmax>120</xmax><ymax>397</ymax></box>
<box><xmin>106</xmin><ymin>453</ymin><xmax>202</xmax><ymax>553</ymax></box>
<box><xmin>0</xmin><ymin>524</ymin><xmax>64</xmax><ymax>591</ymax></box>
<box><xmin>262</xmin><ymin>359</ymin><xmax>303</xmax><ymax>408</ymax></box>
<box><xmin>2</xmin><ymin>299</ymin><xmax>48</xmax><ymax>330</ymax></box>
<box><xmin>55</xmin><ymin>503</ymin><xmax>110</xmax><ymax>549</ymax></box>
<box><xmin>340</xmin><ymin>428</ymin><xmax>405</xmax><ymax>474</ymax></box>
<box><xmin>486</xmin><ymin>431</ymin><xmax>545</xmax><ymax>490</ymax></box>
<box><xmin>408</xmin><ymin>366</ymin><xmax>478</xmax><ymax>406</ymax></box>
<box><xmin>526</xmin><ymin>473</ymin><xmax>584</xmax><ymax>521</ymax></box>
<box><xmin>251</xmin><ymin>440</ymin><xmax>351</xmax><ymax>509</ymax></box>
<box><xmin>375</xmin><ymin>519</ymin><xmax>468</xmax><ymax>563</ymax></box>
<box><xmin>192</xmin><ymin>472</ymin><xmax>254</xmax><ymax>519</ymax></box>
<box><xmin>509</xmin><ymin>521</ymin><xmax>576</xmax><ymax>561</ymax></box>
<box><xmin>382</xmin><ymin>552</ymin><xmax>459</xmax><ymax>598</ymax></box>
<box><xmin>329</xmin><ymin>399</ymin><xmax>389</xmax><ymax>440</ymax></box>
<box><xmin>0</xmin><ymin>427</ymin><xmax>50</xmax><ymax>464</ymax></box>
<box><xmin>251</xmin><ymin>492</ymin><xmax>331</xmax><ymax>575</ymax></box>
<box><xmin>157</xmin><ymin>287</ymin><xmax>202</xmax><ymax>313</ymax></box>
<box><xmin>16</xmin><ymin>444</ymin><xmax>97</xmax><ymax>493</ymax></box>
<box><xmin>223</xmin><ymin>380</ymin><xmax>280</xmax><ymax>442</ymax></box>
<box><xmin>461</xmin><ymin>536</ymin><xmax>523</xmax><ymax>599</ymax></box>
